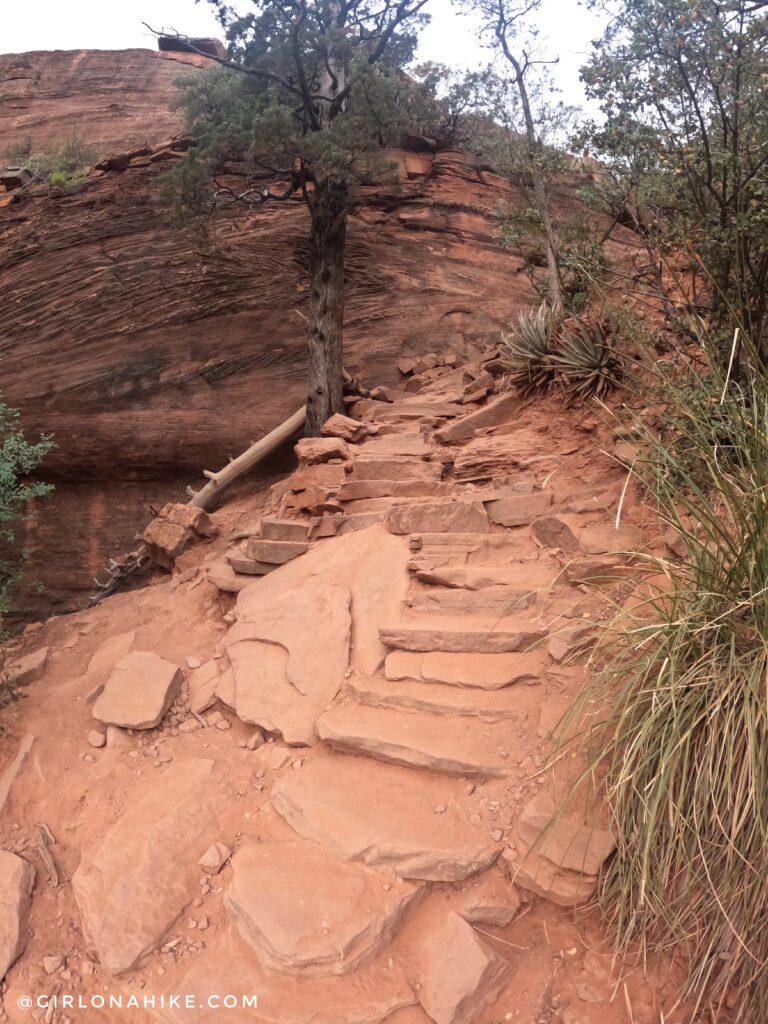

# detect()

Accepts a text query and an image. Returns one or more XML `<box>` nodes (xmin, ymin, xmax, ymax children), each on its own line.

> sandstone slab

<box><xmin>579</xmin><ymin>522</ymin><xmax>644</xmax><ymax>555</ymax></box>
<box><xmin>156</xmin><ymin>927</ymin><xmax>415</xmax><ymax>1023</ymax></box>
<box><xmin>226</xmin><ymin>581</ymin><xmax>351</xmax><ymax>745</ymax></box>
<box><xmin>357</xmin><ymin>434</ymin><xmax>432</xmax><ymax>458</ymax></box>
<box><xmin>72</xmin><ymin>759</ymin><xmax>219</xmax><ymax>973</ymax></box>
<box><xmin>387</xmin><ymin>501</ymin><xmax>489</xmax><ymax>535</ymax></box>
<box><xmin>418</xmin><ymin>912</ymin><xmax>511</xmax><ymax>1024</ymax></box>
<box><xmin>420</xmin><ymin>650</ymin><xmax>548</xmax><ymax>689</ymax></box>
<box><xmin>458</xmin><ymin>872</ymin><xmax>521</xmax><ymax>928</ymax></box>
<box><xmin>517</xmin><ymin>791</ymin><xmax>616</xmax><ymax>876</ymax></box>
<box><xmin>320</xmin><ymin>413</ymin><xmax>370</xmax><ymax>443</ymax></box>
<box><xmin>349</xmin><ymin>676</ymin><xmax>531</xmax><ymax>720</ymax></box>
<box><xmin>531</xmin><ymin>516</ymin><xmax>579</xmax><ymax>551</ymax></box>
<box><xmin>0</xmin><ymin>851</ymin><xmax>34</xmax><ymax>982</ymax></box>
<box><xmin>7</xmin><ymin>646</ymin><xmax>49</xmax><ymax>686</ymax></box>
<box><xmin>507</xmin><ymin>844</ymin><xmax>597</xmax><ymax>908</ymax></box>
<box><xmin>434</xmin><ymin>393</ymin><xmax>520</xmax><ymax>444</ymax></box>
<box><xmin>454</xmin><ymin>431</ymin><xmax>576</xmax><ymax>481</ymax></box>
<box><xmin>259</xmin><ymin>518</ymin><xmax>310</xmax><ymax>542</ymax></box>
<box><xmin>379</xmin><ymin>620</ymin><xmax>547</xmax><ymax>654</ymax></box>
<box><xmin>295</xmin><ymin>437</ymin><xmax>350</xmax><ymax>464</ymax></box>
<box><xmin>225</xmin><ymin>841</ymin><xmax>421</xmax><ymax>975</ymax></box>
<box><xmin>317</xmin><ymin>703</ymin><xmax>515</xmax><ymax>776</ymax></box>
<box><xmin>246</xmin><ymin>539</ymin><xmax>308</xmax><ymax>564</ymax></box>
<box><xmin>92</xmin><ymin>651</ymin><xmax>181</xmax><ymax>729</ymax></box>
<box><xmin>272</xmin><ymin>757</ymin><xmax>501</xmax><ymax>881</ymax></box>
<box><xmin>350</xmin><ymin>459</ymin><xmax>443</xmax><ymax>481</ymax></box>
<box><xmin>485</xmin><ymin>490</ymin><xmax>553</xmax><ymax>527</ymax></box>
<box><xmin>237</xmin><ymin>525</ymin><xmax>409</xmax><ymax>678</ymax></box>
<box><xmin>188</xmin><ymin>660</ymin><xmax>219</xmax><ymax>715</ymax></box>
<box><xmin>414</xmin><ymin>562</ymin><xmax>555</xmax><ymax>591</ymax></box>
<box><xmin>337</xmin><ymin>480</ymin><xmax>448</xmax><ymax>501</ymax></box>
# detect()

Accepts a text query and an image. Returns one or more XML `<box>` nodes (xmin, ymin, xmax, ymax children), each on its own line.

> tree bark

<box><xmin>305</xmin><ymin>177</ymin><xmax>347</xmax><ymax>436</ymax></box>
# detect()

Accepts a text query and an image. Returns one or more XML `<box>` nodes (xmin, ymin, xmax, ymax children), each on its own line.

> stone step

<box><xmin>355</xmin><ymin>434</ymin><xmax>433</xmax><ymax>458</ymax></box>
<box><xmin>317</xmin><ymin>703</ymin><xmax>516</xmax><ymax>777</ymax></box>
<box><xmin>407</xmin><ymin>532</ymin><xmax>533</xmax><ymax>566</ymax></box>
<box><xmin>434</xmin><ymin>392</ymin><xmax>520</xmax><ymax>444</ymax></box>
<box><xmin>387</xmin><ymin>501</ymin><xmax>490</xmax><ymax>535</ymax></box>
<box><xmin>407</xmin><ymin>585</ymin><xmax>536</xmax><ymax>617</ymax></box>
<box><xmin>271</xmin><ymin>755</ymin><xmax>502</xmax><ymax>881</ymax></box>
<box><xmin>349</xmin><ymin>458</ymin><xmax>444</xmax><ymax>482</ymax></box>
<box><xmin>246</xmin><ymin>538</ymin><xmax>309</xmax><ymax>565</ymax></box>
<box><xmin>225</xmin><ymin>840</ymin><xmax>422</xmax><ymax>976</ymax></box>
<box><xmin>336</xmin><ymin>480</ymin><xmax>452</xmax><ymax>502</ymax></box>
<box><xmin>259</xmin><ymin>518</ymin><xmax>311</xmax><ymax>542</ymax></box>
<box><xmin>341</xmin><ymin>496</ymin><xmax>446</xmax><ymax>515</ymax></box>
<box><xmin>384</xmin><ymin>649</ymin><xmax>549</xmax><ymax>689</ymax></box>
<box><xmin>348</xmin><ymin>675</ymin><xmax>539</xmax><ymax>721</ymax></box>
<box><xmin>484</xmin><ymin>490</ymin><xmax>554</xmax><ymax>527</ymax></box>
<box><xmin>414</xmin><ymin>562</ymin><xmax>559</xmax><ymax>591</ymax></box>
<box><xmin>228</xmin><ymin>556</ymin><xmax>276</xmax><ymax>576</ymax></box>
<box><xmin>159</xmin><ymin>926</ymin><xmax>417</xmax><ymax>1024</ymax></box>
<box><xmin>379</xmin><ymin>616</ymin><xmax>548</xmax><ymax>654</ymax></box>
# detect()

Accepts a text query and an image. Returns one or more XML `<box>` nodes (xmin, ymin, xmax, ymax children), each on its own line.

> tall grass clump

<box><xmin>583</xmin><ymin>327</ymin><xmax>768</xmax><ymax>1021</ymax></box>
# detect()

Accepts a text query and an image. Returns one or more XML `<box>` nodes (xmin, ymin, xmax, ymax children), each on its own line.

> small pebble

<box><xmin>87</xmin><ymin>730</ymin><xmax>106</xmax><ymax>749</ymax></box>
<box><xmin>434</xmin><ymin>804</ymin><xmax>446</xmax><ymax>815</ymax></box>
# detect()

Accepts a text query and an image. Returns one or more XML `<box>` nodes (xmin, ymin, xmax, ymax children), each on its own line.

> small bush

<box><xmin>499</xmin><ymin>302</ymin><xmax>558</xmax><ymax>396</ymax></box>
<box><xmin>0</xmin><ymin>401</ymin><xmax>54</xmax><ymax>630</ymax></box>
<box><xmin>549</xmin><ymin>320</ymin><xmax>623</xmax><ymax>403</ymax></box>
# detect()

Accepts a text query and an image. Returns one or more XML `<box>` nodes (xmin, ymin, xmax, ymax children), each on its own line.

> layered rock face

<box><xmin>0</xmin><ymin>48</ymin><xmax>638</xmax><ymax>613</ymax></box>
<box><xmin>0</xmin><ymin>49</ymin><xmax>210</xmax><ymax>158</ymax></box>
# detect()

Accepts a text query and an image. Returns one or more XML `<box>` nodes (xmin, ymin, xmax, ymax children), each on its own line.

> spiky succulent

<box><xmin>500</xmin><ymin>302</ymin><xmax>558</xmax><ymax>396</ymax></box>
<box><xmin>549</xmin><ymin>321</ymin><xmax>622</xmax><ymax>403</ymax></box>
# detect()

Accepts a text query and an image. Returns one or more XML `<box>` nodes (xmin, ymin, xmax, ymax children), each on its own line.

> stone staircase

<box><xmin>149</xmin><ymin>357</ymin><xmax>644</xmax><ymax>1023</ymax></box>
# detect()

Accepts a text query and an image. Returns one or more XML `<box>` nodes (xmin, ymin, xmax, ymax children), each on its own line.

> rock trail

<box><xmin>0</xmin><ymin>350</ymin><xmax>684</xmax><ymax>1024</ymax></box>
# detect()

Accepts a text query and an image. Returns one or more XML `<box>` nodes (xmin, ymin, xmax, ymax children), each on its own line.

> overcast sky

<box><xmin>2</xmin><ymin>0</ymin><xmax>604</xmax><ymax>106</ymax></box>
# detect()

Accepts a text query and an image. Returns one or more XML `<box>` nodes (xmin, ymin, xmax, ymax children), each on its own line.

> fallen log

<box><xmin>187</xmin><ymin>405</ymin><xmax>307</xmax><ymax>511</ymax></box>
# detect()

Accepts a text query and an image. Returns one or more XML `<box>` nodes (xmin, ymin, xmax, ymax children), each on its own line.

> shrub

<box><xmin>549</xmin><ymin>320</ymin><xmax>623</xmax><ymax>404</ymax></box>
<box><xmin>499</xmin><ymin>302</ymin><xmax>558</xmax><ymax>396</ymax></box>
<box><xmin>577</xmin><ymin>328</ymin><xmax>768</xmax><ymax>1022</ymax></box>
<box><xmin>0</xmin><ymin>401</ymin><xmax>54</xmax><ymax>629</ymax></box>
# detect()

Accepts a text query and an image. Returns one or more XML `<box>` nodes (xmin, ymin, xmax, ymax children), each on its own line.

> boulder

<box><xmin>418</xmin><ymin>913</ymin><xmax>511</xmax><ymax>1024</ymax></box>
<box><xmin>320</xmin><ymin>413</ymin><xmax>370</xmax><ymax>443</ymax></box>
<box><xmin>143</xmin><ymin>502</ymin><xmax>218</xmax><ymax>571</ymax></box>
<box><xmin>295</xmin><ymin>437</ymin><xmax>350</xmax><ymax>464</ymax></box>
<box><xmin>92</xmin><ymin>651</ymin><xmax>182</xmax><ymax>729</ymax></box>
<box><xmin>225</xmin><ymin>841</ymin><xmax>421</xmax><ymax>975</ymax></box>
<box><xmin>0</xmin><ymin>851</ymin><xmax>34</xmax><ymax>982</ymax></box>
<box><xmin>7</xmin><ymin>646</ymin><xmax>49</xmax><ymax>686</ymax></box>
<box><xmin>72</xmin><ymin>759</ymin><xmax>219</xmax><ymax>973</ymax></box>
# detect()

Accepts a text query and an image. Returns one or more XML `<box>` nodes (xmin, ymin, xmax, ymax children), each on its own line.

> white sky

<box><xmin>2</xmin><ymin>0</ymin><xmax>604</xmax><ymax>107</ymax></box>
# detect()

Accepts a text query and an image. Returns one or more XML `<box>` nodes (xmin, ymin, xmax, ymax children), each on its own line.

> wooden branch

<box><xmin>188</xmin><ymin>406</ymin><xmax>307</xmax><ymax>510</ymax></box>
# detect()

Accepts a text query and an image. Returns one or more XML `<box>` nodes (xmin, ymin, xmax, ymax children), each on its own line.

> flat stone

<box><xmin>357</xmin><ymin>434</ymin><xmax>432</xmax><ymax>458</ymax></box>
<box><xmin>205</xmin><ymin>557</ymin><xmax>255</xmax><ymax>593</ymax></box>
<box><xmin>435</xmin><ymin>393</ymin><xmax>520</xmax><ymax>444</ymax></box>
<box><xmin>7</xmin><ymin>646</ymin><xmax>49</xmax><ymax>686</ymax></box>
<box><xmin>458</xmin><ymin>872</ymin><xmax>521</xmax><ymax>928</ymax></box>
<box><xmin>379</xmin><ymin>620</ymin><xmax>547</xmax><ymax>654</ymax></box>
<box><xmin>79</xmin><ymin>631</ymin><xmax>136</xmax><ymax>704</ymax></box>
<box><xmin>531</xmin><ymin>517</ymin><xmax>579</xmax><ymax>551</ymax></box>
<box><xmin>421</xmin><ymin>650</ymin><xmax>548</xmax><ymax>689</ymax></box>
<box><xmin>188</xmin><ymin>660</ymin><xmax>219</xmax><ymax>715</ymax></box>
<box><xmin>385</xmin><ymin>650</ymin><xmax>425</xmax><ymax>681</ymax></box>
<box><xmin>246</xmin><ymin>539</ymin><xmax>309</xmax><ymax>564</ymax></box>
<box><xmin>259</xmin><ymin>518</ymin><xmax>311</xmax><ymax>542</ymax></box>
<box><xmin>288</xmin><ymin>463</ymin><xmax>347</xmax><ymax>491</ymax></box>
<box><xmin>414</xmin><ymin>562</ymin><xmax>555</xmax><ymax>591</ymax></box>
<box><xmin>295</xmin><ymin>437</ymin><xmax>350</xmax><ymax>464</ymax></box>
<box><xmin>92</xmin><ymin>651</ymin><xmax>182</xmax><ymax>730</ymax></box>
<box><xmin>320</xmin><ymin>413</ymin><xmax>370</xmax><ymax>443</ymax></box>
<box><xmin>516</xmin><ymin>791</ymin><xmax>616</xmax><ymax>875</ymax></box>
<box><xmin>338</xmin><ymin>480</ymin><xmax>449</xmax><ymax>501</ymax></box>
<box><xmin>350</xmin><ymin>458</ymin><xmax>443</xmax><ymax>481</ymax></box>
<box><xmin>272</xmin><ymin>757</ymin><xmax>501</xmax><ymax>881</ymax></box>
<box><xmin>317</xmin><ymin>704</ymin><xmax>515</xmax><ymax>776</ymax></box>
<box><xmin>409</xmin><ymin>587</ymin><xmax>536</xmax><ymax>617</ymax></box>
<box><xmin>349</xmin><ymin>676</ymin><xmax>532</xmax><ymax>721</ymax></box>
<box><xmin>0</xmin><ymin>851</ymin><xmax>34</xmax><ymax>982</ymax></box>
<box><xmin>387</xmin><ymin>502</ymin><xmax>490</xmax><ymax>535</ymax></box>
<box><xmin>418</xmin><ymin>912</ymin><xmax>511</xmax><ymax>1024</ymax></box>
<box><xmin>199</xmin><ymin>842</ymin><xmax>231</xmax><ymax>875</ymax></box>
<box><xmin>225</xmin><ymin>841</ymin><xmax>421</xmax><ymax>975</ymax></box>
<box><xmin>156</xmin><ymin>927</ymin><xmax>415</xmax><ymax>1024</ymax></box>
<box><xmin>561</xmin><ymin>556</ymin><xmax>634</xmax><ymax>583</ymax></box>
<box><xmin>72</xmin><ymin>759</ymin><xmax>219</xmax><ymax>973</ymax></box>
<box><xmin>337</xmin><ymin>512</ymin><xmax>388</xmax><ymax>534</ymax></box>
<box><xmin>226</xmin><ymin>581</ymin><xmax>351</xmax><ymax>745</ymax></box>
<box><xmin>507</xmin><ymin>843</ymin><xmax>597</xmax><ymax>908</ymax></box>
<box><xmin>485</xmin><ymin>491</ymin><xmax>553</xmax><ymax>527</ymax></box>
<box><xmin>579</xmin><ymin>522</ymin><xmax>644</xmax><ymax>555</ymax></box>
<box><xmin>228</xmin><ymin>557</ymin><xmax>275</xmax><ymax>576</ymax></box>
<box><xmin>454</xmin><ymin>431</ymin><xmax>577</xmax><ymax>481</ymax></box>
<box><xmin>237</xmin><ymin>525</ymin><xmax>409</xmax><ymax>678</ymax></box>
<box><xmin>0</xmin><ymin>733</ymin><xmax>35</xmax><ymax>815</ymax></box>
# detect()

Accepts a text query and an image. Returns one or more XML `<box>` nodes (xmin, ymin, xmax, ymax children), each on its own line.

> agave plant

<box><xmin>500</xmin><ymin>302</ymin><xmax>558</xmax><ymax>396</ymax></box>
<box><xmin>549</xmin><ymin>320</ymin><xmax>622</xmax><ymax>403</ymax></box>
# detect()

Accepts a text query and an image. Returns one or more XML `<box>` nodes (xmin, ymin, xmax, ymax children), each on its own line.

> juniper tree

<box><xmin>162</xmin><ymin>1</ymin><xmax>431</xmax><ymax>434</ymax></box>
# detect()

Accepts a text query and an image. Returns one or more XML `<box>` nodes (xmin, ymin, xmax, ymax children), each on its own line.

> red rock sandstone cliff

<box><xmin>0</xmin><ymin>49</ymin><xmax>638</xmax><ymax>614</ymax></box>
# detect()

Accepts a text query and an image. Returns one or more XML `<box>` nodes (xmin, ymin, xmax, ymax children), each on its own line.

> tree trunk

<box><xmin>305</xmin><ymin>178</ymin><xmax>347</xmax><ymax>436</ymax></box>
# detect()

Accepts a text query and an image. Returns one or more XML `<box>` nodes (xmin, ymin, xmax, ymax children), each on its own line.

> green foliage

<box><xmin>549</xmin><ymin>321</ymin><xmax>622</xmax><ymax>403</ymax></box>
<box><xmin>501</xmin><ymin>304</ymin><xmax>623</xmax><ymax>402</ymax></box>
<box><xmin>0</xmin><ymin>402</ymin><xmax>54</xmax><ymax>627</ymax></box>
<box><xmin>574</xmin><ymin>327</ymin><xmax>768</xmax><ymax>1022</ymax></box>
<box><xmin>500</xmin><ymin>302</ymin><xmax>558</xmax><ymax>396</ymax></box>
<box><xmin>4</xmin><ymin>130</ymin><xmax>93</xmax><ymax>193</ymax></box>
<box><xmin>582</xmin><ymin>0</ymin><xmax>768</xmax><ymax>348</ymax></box>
